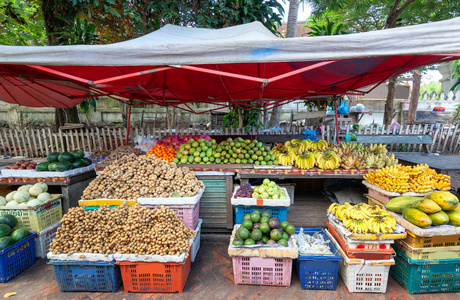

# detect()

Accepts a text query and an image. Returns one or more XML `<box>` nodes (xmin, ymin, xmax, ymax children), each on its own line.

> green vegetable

<box><xmin>10</xmin><ymin>228</ymin><xmax>29</xmax><ymax>242</ymax></box>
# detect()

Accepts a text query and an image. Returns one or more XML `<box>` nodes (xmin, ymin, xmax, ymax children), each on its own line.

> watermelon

<box><xmin>58</xmin><ymin>152</ymin><xmax>75</xmax><ymax>163</ymax></box>
<box><xmin>36</xmin><ymin>162</ymin><xmax>50</xmax><ymax>171</ymax></box>
<box><xmin>81</xmin><ymin>158</ymin><xmax>92</xmax><ymax>166</ymax></box>
<box><xmin>0</xmin><ymin>236</ymin><xmax>15</xmax><ymax>250</ymax></box>
<box><xmin>47</xmin><ymin>152</ymin><xmax>60</xmax><ymax>163</ymax></box>
<box><xmin>10</xmin><ymin>228</ymin><xmax>29</xmax><ymax>242</ymax></box>
<box><xmin>55</xmin><ymin>161</ymin><xmax>72</xmax><ymax>172</ymax></box>
<box><xmin>0</xmin><ymin>224</ymin><xmax>10</xmax><ymax>238</ymax></box>
<box><xmin>71</xmin><ymin>150</ymin><xmax>85</xmax><ymax>160</ymax></box>
<box><xmin>48</xmin><ymin>162</ymin><xmax>58</xmax><ymax>171</ymax></box>
<box><xmin>72</xmin><ymin>159</ymin><xmax>85</xmax><ymax>169</ymax></box>
<box><xmin>0</xmin><ymin>214</ymin><xmax>18</xmax><ymax>228</ymax></box>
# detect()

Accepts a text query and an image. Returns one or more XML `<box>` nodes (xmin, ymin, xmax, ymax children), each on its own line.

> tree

<box><xmin>309</xmin><ymin>0</ymin><xmax>460</xmax><ymax>125</ymax></box>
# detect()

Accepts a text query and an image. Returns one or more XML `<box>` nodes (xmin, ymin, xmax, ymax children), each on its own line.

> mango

<box><xmin>424</xmin><ymin>191</ymin><xmax>459</xmax><ymax>211</ymax></box>
<box><xmin>445</xmin><ymin>209</ymin><xmax>460</xmax><ymax>226</ymax></box>
<box><xmin>403</xmin><ymin>208</ymin><xmax>432</xmax><ymax>228</ymax></box>
<box><xmin>385</xmin><ymin>196</ymin><xmax>421</xmax><ymax>213</ymax></box>
<box><xmin>412</xmin><ymin>199</ymin><xmax>442</xmax><ymax>214</ymax></box>
<box><xmin>428</xmin><ymin>211</ymin><xmax>449</xmax><ymax>226</ymax></box>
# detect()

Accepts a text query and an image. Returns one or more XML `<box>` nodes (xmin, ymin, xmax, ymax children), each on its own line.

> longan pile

<box><xmin>49</xmin><ymin>204</ymin><xmax>195</xmax><ymax>257</ymax></box>
<box><xmin>82</xmin><ymin>154</ymin><xmax>204</xmax><ymax>200</ymax></box>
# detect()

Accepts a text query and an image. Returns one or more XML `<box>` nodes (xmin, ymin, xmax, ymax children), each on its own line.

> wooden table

<box><xmin>395</xmin><ymin>153</ymin><xmax>460</xmax><ymax>191</ymax></box>
<box><xmin>0</xmin><ymin>170</ymin><xmax>97</xmax><ymax>213</ymax></box>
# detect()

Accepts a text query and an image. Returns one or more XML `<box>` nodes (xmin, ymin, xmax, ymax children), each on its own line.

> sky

<box><xmin>279</xmin><ymin>1</ymin><xmax>312</xmax><ymax>23</ymax></box>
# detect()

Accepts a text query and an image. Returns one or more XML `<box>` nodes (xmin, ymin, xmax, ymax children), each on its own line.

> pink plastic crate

<box><xmin>232</xmin><ymin>256</ymin><xmax>292</xmax><ymax>287</ymax></box>
<box><xmin>143</xmin><ymin>201</ymin><xmax>199</xmax><ymax>229</ymax></box>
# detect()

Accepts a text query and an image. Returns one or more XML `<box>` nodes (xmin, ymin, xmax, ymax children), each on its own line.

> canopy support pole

<box><xmin>334</xmin><ymin>97</ymin><xmax>339</xmax><ymax>145</ymax></box>
<box><xmin>126</xmin><ymin>100</ymin><xmax>132</xmax><ymax>146</ymax></box>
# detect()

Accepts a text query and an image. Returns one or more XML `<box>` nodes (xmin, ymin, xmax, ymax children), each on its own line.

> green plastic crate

<box><xmin>391</xmin><ymin>247</ymin><xmax>460</xmax><ymax>294</ymax></box>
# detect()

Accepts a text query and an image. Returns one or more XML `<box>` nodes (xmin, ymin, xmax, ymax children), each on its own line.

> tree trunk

<box><xmin>407</xmin><ymin>70</ymin><xmax>422</xmax><ymax>124</ymax></box>
<box><xmin>55</xmin><ymin>108</ymin><xmax>80</xmax><ymax>131</ymax></box>
<box><xmin>384</xmin><ymin>76</ymin><xmax>397</xmax><ymax>125</ymax></box>
<box><xmin>118</xmin><ymin>101</ymin><xmax>129</xmax><ymax>128</ymax></box>
<box><xmin>268</xmin><ymin>0</ymin><xmax>299</xmax><ymax>129</ymax></box>
<box><xmin>238</xmin><ymin>108</ymin><xmax>243</xmax><ymax>129</ymax></box>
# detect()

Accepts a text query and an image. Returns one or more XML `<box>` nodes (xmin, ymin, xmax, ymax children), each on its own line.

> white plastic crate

<box><xmin>278</xmin><ymin>183</ymin><xmax>295</xmax><ymax>205</ymax></box>
<box><xmin>339</xmin><ymin>257</ymin><xmax>393</xmax><ymax>293</ymax></box>
<box><xmin>231</xmin><ymin>186</ymin><xmax>290</xmax><ymax>207</ymax></box>
<box><xmin>191</xmin><ymin>219</ymin><xmax>202</xmax><ymax>263</ymax></box>
<box><xmin>35</xmin><ymin>222</ymin><xmax>60</xmax><ymax>258</ymax></box>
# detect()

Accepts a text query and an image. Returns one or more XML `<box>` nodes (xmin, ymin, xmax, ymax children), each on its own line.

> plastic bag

<box><xmin>337</xmin><ymin>101</ymin><xmax>349</xmax><ymax>115</ymax></box>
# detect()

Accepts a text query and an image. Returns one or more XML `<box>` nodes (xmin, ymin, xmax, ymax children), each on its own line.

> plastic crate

<box><xmin>327</xmin><ymin>222</ymin><xmax>394</xmax><ymax>260</ymax></box>
<box><xmin>0</xmin><ymin>233</ymin><xmax>37</xmax><ymax>283</ymax></box>
<box><xmin>395</xmin><ymin>239</ymin><xmax>460</xmax><ymax>260</ymax></box>
<box><xmin>191</xmin><ymin>219</ymin><xmax>202</xmax><ymax>263</ymax></box>
<box><xmin>233</xmin><ymin>205</ymin><xmax>289</xmax><ymax>224</ymax></box>
<box><xmin>295</xmin><ymin>227</ymin><xmax>342</xmax><ymax>290</ymax></box>
<box><xmin>78</xmin><ymin>199</ymin><xmax>137</xmax><ymax>211</ymax></box>
<box><xmin>403</xmin><ymin>229</ymin><xmax>460</xmax><ymax>248</ymax></box>
<box><xmin>339</xmin><ymin>257</ymin><xmax>392</xmax><ymax>293</ymax></box>
<box><xmin>0</xmin><ymin>195</ymin><xmax>62</xmax><ymax>232</ymax></box>
<box><xmin>326</xmin><ymin>221</ymin><xmax>393</xmax><ymax>250</ymax></box>
<box><xmin>35</xmin><ymin>221</ymin><xmax>60</xmax><ymax>258</ymax></box>
<box><xmin>390</xmin><ymin>247</ymin><xmax>460</xmax><ymax>294</ymax></box>
<box><xmin>143</xmin><ymin>201</ymin><xmax>199</xmax><ymax>229</ymax></box>
<box><xmin>118</xmin><ymin>255</ymin><xmax>191</xmax><ymax>293</ymax></box>
<box><xmin>232</xmin><ymin>256</ymin><xmax>292</xmax><ymax>287</ymax></box>
<box><xmin>50</xmin><ymin>260</ymin><xmax>122</xmax><ymax>292</ymax></box>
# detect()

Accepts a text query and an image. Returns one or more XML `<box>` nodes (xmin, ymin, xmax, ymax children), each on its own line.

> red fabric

<box><xmin>0</xmin><ymin>54</ymin><xmax>456</xmax><ymax>109</ymax></box>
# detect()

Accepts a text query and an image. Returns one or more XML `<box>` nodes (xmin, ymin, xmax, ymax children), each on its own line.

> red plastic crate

<box><xmin>143</xmin><ymin>201</ymin><xmax>199</xmax><ymax>229</ymax></box>
<box><xmin>327</xmin><ymin>223</ymin><xmax>394</xmax><ymax>260</ymax></box>
<box><xmin>118</xmin><ymin>255</ymin><xmax>191</xmax><ymax>293</ymax></box>
<box><xmin>232</xmin><ymin>256</ymin><xmax>292</xmax><ymax>287</ymax></box>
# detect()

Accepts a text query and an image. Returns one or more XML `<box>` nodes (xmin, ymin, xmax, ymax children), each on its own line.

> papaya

<box><xmin>428</xmin><ymin>211</ymin><xmax>449</xmax><ymax>226</ymax></box>
<box><xmin>402</xmin><ymin>208</ymin><xmax>432</xmax><ymax>228</ymax></box>
<box><xmin>424</xmin><ymin>191</ymin><xmax>459</xmax><ymax>211</ymax></box>
<box><xmin>445</xmin><ymin>209</ymin><xmax>460</xmax><ymax>226</ymax></box>
<box><xmin>412</xmin><ymin>199</ymin><xmax>442</xmax><ymax>214</ymax></box>
<box><xmin>385</xmin><ymin>196</ymin><xmax>421</xmax><ymax>213</ymax></box>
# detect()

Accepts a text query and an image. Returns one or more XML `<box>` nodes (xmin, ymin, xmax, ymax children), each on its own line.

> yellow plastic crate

<box><xmin>78</xmin><ymin>199</ymin><xmax>137</xmax><ymax>207</ymax></box>
<box><xmin>0</xmin><ymin>195</ymin><xmax>63</xmax><ymax>232</ymax></box>
<box><xmin>404</xmin><ymin>230</ymin><xmax>460</xmax><ymax>248</ymax></box>
<box><xmin>395</xmin><ymin>239</ymin><xmax>460</xmax><ymax>260</ymax></box>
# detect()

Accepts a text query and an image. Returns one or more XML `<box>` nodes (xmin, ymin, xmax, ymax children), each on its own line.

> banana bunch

<box><xmin>271</xmin><ymin>144</ymin><xmax>284</xmax><ymax>156</ymax></box>
<box><xmin>432</xmin><ymin>174</ymin><xmax>451</xmax><ymax>191</ymax></box>
<box><xmin>276</xmin><ymin>151</ymin><xmax>296</xmax><ymax>166</ymax></box>
<box><xmin>315</xmin><ymin>151</ymin><xmax>341</xmax><ymax>170</ymax></box>
<box><xmin>310</xmin><ymin>140</ymin><xmax>328</xmax><ymax>151</ymax></box>
<box><xmin>368</xmin><ymin>143</ymin><xmax>388</xmax><ymax>155</ymax></box>
<box><xmin>364</xmin><ymin>165</ymin><xmax>410</xmax><ymax>193</ymax></box>
<box><xmin>343</xmin><ymin>218</ymin><xmax>370</xmax><ymax>234</ymax></box>
<box><xmin>384</xmin><ymin>153</ymin><xmax>398</xmax><ymax>167</ymax></box>
<box><xmin>364</xmin><ymin>154</ymin><xmax>386</xmax><ymax>169</ymax></box>
<box><xmin>409</xmin><ymin>173</ymin><xmax>434</xmax><ymax>193</ymax></box>
<box><xmin>348</xmin><ymin>204</ymin><xmax>372</xmax><ymax>219</ymax></box>
<box><xmin>301</xmin><ymin>139</ymin><xmax>312</xmax><ymax>151</ymax></box>
<box><xmin>284</xmin><ymin>139</ymin><xmax>305</xmax><ymax>154</ymax></box>
<box><xmin>341</xmin><ymin>155</ymin><xmax>359</xmax><ymax>170</ymax></box>
<box><xmin>369</xmin><ymin>215</ymin><xmax>396</xmax><ymax>234</ymax></box>
<box><xmin>294</xmin><ymin>151</ymin><xmax>315</xmax><ymax>169</ymax></box>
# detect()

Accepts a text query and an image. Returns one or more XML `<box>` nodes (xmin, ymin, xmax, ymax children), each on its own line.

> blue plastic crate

<box><xmin>51</xmin><ymin>260</ymin><xmax>122</xmax><ymax>292</ymax></box>
<box><xmin>0</xmin><ymin>233</ymin><xmax>37</xmax><ymax>283</ymax></box>
<box><xmin>295</xmin><ymin>227</ymin><xmax>342</xmax><ymax>290</ymax></box>
<box><xmin>233</xmin><ymin>206</ymin><xmax>289</xmax><ymax>224</ymax></box>
<box><xmin>390</xmin><ymin>247</ymin><xmax>460</xmax><ymax>294</ymax></box>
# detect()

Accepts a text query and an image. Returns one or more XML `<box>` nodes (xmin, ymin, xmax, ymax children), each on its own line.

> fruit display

<box><xmin>251</xmin><ymin>179</ymin><xmax>286</xmax><ymax>200</ymax></box>
<box><xmin>36</xmin><ymin>150</ymin><xmax>91</xmax><ymax>172</ymax></box>
<box><xmin>2</xmin><ymin>183</ymin><xmax>52</xmax><ymax>208</ymax></box>
<box><xmin>329</xmin><ymin>202</ymin><xmax>397</xmax><ymax>234</ymax></box>
<box><xmin>4</xmin><ymin>160</ymin><xmax>37</xmax><ymax>170</ymax></box>
<box><xmin>174</xmin><ymin>137</ymin><xmax>277</xmax><ymax>165</ymax></box>
<box><xmin>0</xmin><ymin>214</ymin><xmax>30</xmax><ymax>250</ymax></box>
<box><xmin>385</xmin><ymin>191</ymin><xmax>460</xmax><ymax>227</ymax></box>
<box><xmin>100</xmin><ymin>145</ymin><xmax>146</xmax><ymax>165</ymax></box>
<box><xmin>272</xmin><ymin>140</ymin><xmax>397</xmax><ymax>170</ymax></box>
<box><xmin>146</xmin><ymin>144</ymin><xmax>177</xmax><ymax>162</ymax></box>
<box><xmin>234</xmin><ymin>183</ymin><xmax>253</xmax><ymax>198</ymax></box>
<box><xmin>50</xmin><ymin>204</ymin><xmax>195</xmax><ymax>257</ymax></box>
<box><xmin>364</xmin><ymin>164</ymin><xmax>451</xmax><ymax>193</ymax></box>
<box><xmin>232</xmin><ymin>210</ymin><xmax>295</xmax><ymax>247</ymax></box>
<box><xmin>81</xmin><ymin>154</ymin><xmax>204</xmax><ymax>200</ymax></box>
<box><xmin>157</xmin><ymin>134</ymin><xmax>211</xmax><ymax>151</ymax></box>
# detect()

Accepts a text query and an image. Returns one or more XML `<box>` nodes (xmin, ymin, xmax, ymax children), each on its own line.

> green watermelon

<box><xmin>0</xmin><ymin>214</ymin><xmax>17</xmax><ymax>229</ymax></box>
<box><xmin>71</xmin><ymin>150</ymin><xmax>85</xmax><ymax>160</ymax></box>
<box><xmin>47</xmin><ymin>152</ymin><xmax>60</xmax><ymax>163</ymax></box>
<box><xmin>58</xmin><ymin>152</ymin><xmax>75</xmax><ymax>163</ymax></box>
<box><xmin>72</xmin><ymin>159</ymin><xmax>85</xmax><ymax>169</ymax></box>
<box><xmin>10</xmin><ymin>228</ymin><xmax>29</xmax><ymax>242</ymax></box>
<box><xmin>48</xmin><ymin>162</ymin><xmax>58</xmax><ymax>171</ymax></box>
<box><xmin>0</xmin><ymin>236</ymin><xmax>15</xmax><ymax>250</ymax></box>
<box><xmin>81</xmin><ymin>158</ymin><xmax>92</xmax><ymax>166</ymax></box>
<box><xmin>55</xmin><ymin>161</ymin><xmax>72</xmax><ymax>172</ymax></box>
<box><xmin>36</xmin><ymin>162</ymin><xmax>50</xmax><ymax>171</ymax></box>
<box><xmin>0</xmin><ymin>224</ymin><xmax>10</xmax><ymax>238</ymax></box>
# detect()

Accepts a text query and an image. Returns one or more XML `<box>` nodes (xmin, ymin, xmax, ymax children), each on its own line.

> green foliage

<box><xmin>58</xmin><ymin>17</ymin><xmax>107</xmax><ymax>45</ymax></box>
<box><xmin>450</xmin><ymin>61</ymin><xmax>460</xmax><ymax>92</ymax></box>
<box><xmin>223</xmin><ymin>103</ymin><xmax>263</xmax><ymax>131</ymax></box>
<box><xmin>303</xmin><ymin>17</ymin><xmax>349</xmax><ymax>36</ymax></box>
<box><xmin>419</xmin><ymin>81</ymin><xmax>441</xmax><ymax>99</ymax></box>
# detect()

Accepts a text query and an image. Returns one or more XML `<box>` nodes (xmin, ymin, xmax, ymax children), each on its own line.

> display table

<box><xmin>0</xmin><ymin>170</ymin><xmax>97</xmax><ymax>213</ymax></box>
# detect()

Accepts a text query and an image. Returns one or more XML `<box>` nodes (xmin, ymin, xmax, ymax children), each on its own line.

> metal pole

<box><xmin>126</xmin><ymin>100</ymin><xmax>132</xmax><ymax>146</ymax></box>
<box><xmin>334</xmin><ymin>97</ymin><xmax>339</xmax><ymax>145</ymax></box>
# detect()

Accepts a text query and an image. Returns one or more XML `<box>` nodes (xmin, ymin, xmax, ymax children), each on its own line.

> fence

<box><xmin>0</xmin><ymin>123</ymin><xmax>459</xmax><ymax>158</ymax></box>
